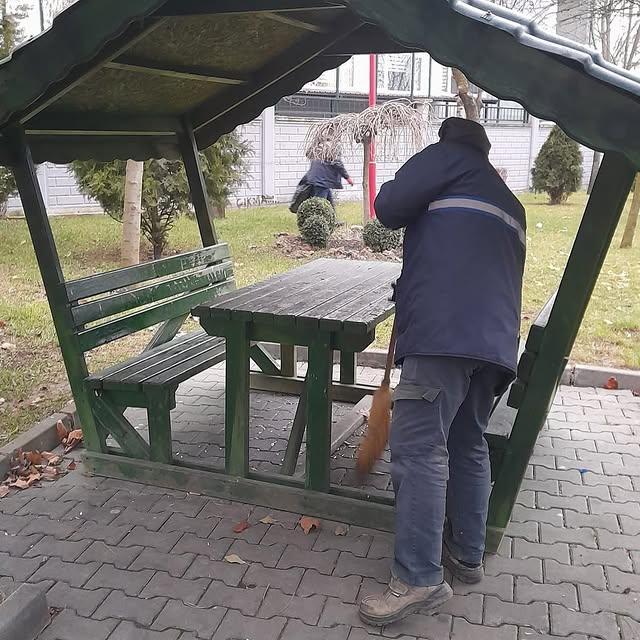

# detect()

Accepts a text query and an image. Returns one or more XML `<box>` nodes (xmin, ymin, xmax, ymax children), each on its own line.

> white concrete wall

<box><xmin>7</xmin><ymin>114</ymin><xmax>596</xmax><ymax>214</ymax></box>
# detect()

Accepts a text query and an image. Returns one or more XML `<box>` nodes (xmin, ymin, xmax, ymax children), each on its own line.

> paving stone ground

<box><xmin>1</xmin><ymin>365</ymin><xmax>639</xmax><ymax>640</ymax></box>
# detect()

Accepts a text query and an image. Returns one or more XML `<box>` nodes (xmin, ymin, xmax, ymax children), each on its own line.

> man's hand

<box><xmin>347</xmin><ymin>177</ymin><xmax>354</xmax><ymax>186</ymax></box>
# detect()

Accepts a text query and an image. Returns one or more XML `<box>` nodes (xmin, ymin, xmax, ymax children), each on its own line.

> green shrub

<box><xmin>531</xmin><ymin>125</ymin><xmax>583</xmax><ymax>205</ymax></box>
<box><xmin>300</xmin><ymin>215</ymin><xmax>331</xmax><ymax>248</ymax></box>
<box><xmin>297</xmin><ymin>197</ymin><xmax>335</xmax><ymax>231</ymax></box>
<box><xmin>363</xmin><ymin>218</ymin><xmax>403</xmax><ymax>252</ymax></box>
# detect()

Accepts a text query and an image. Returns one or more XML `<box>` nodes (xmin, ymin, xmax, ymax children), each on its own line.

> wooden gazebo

<box><xmin>1</xmin><ymin>0</ymin><xmax>638</xmax><ymax>552</ymax></box>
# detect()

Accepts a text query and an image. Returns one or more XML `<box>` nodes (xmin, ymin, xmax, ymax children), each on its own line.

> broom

<box><xmin>356</xmin><ymin>316</ymin><xmax>397</xmax><ymax>478</ymax></box>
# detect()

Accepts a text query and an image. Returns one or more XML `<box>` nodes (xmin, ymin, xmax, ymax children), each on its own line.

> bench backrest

<box><xmin>65</xmin><ymin>243</ymin><xmax>235</xmax><ymax>353</ymax></box>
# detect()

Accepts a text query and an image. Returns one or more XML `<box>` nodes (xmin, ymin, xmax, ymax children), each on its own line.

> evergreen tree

<box><xmin>531</xmin><ymin>125</ymin><xmax>583</xmax><ymax>205</ymax></box>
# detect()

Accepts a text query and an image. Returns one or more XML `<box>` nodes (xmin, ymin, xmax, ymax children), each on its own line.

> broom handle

<box><xmin>383</xmin><ymin>315</ymin><xmax>397</xmax><ymax>386</ymax></box>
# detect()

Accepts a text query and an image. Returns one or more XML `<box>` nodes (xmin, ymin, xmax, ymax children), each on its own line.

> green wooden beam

<box><xmin>263</xmin><ymin>11</ymin><xmax>327</xmax><ymax>32</ymax></box>
<box><xmin>157</xmin><ymin>1</ymin><xmax>346</xmax><ymax>16</ymax></box>
<box><xmin>191</xmin><ymin>14</ymin><xmax>361</xmax><ymax>137</ymax></box>
<box><xmin>107</xmin><ymin>57</ymin><xmax>247</xmax><ymax>85</ymax></box>
<box><xmin>83</xmin><ymin>451</ymin><xmax>395</xmax><ymax>532</ymax></box>
<box><xmin>178</xmin><ymin>119</ymin><xmax>219</xmax><ymax>247</ymax></box>
<box><xmin>281</xmin><ymin>374</ymin><xmax>308</xmax><ymax>475</ymax></box>
<box><xmin>249</xmin><ymin>343</ymin><xmax>281</xmax><ymax>376</ymax></box>
<box><xmin>486</xmin><ymin>152</ymin><xmax>636</xmax><ymax>554</ymax></box>
<box><xmin>25</xmin><ymin>113</ymin><xmax>179</xmax><ymax>136</ymax></box>
<box><xmin>6</xmin><ymin>126</ymin><xmax>103</xmax><ymax>454</ymax></box>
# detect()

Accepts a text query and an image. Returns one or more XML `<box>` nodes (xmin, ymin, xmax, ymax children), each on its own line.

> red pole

<box><xmin>368</xmin><ymin>53</ymin><xmax>377</xmax><ymax>219</ymax></box>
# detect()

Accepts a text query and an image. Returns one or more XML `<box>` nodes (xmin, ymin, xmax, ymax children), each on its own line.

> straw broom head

<box><xmin>356</xmin><ymin>381</ymin><xmax>392</xmax><ymax>478</ymax></box>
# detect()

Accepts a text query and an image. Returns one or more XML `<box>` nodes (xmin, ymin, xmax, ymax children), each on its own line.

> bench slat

<box><xmin>72</xmin><ymin>261</ymin><xmax>234</xmax><ymax>327</ymax></box>
<box><xmin>526</xmin><ymin>290</ymin><xmax>557</xmax><ymax>353</ymax></box>
<box><xmin>77</xmin><ymin>280</ymin><xmax>234</xmax><ymax>352</ymax></box>
<box><xmin>66</xmin><ymin>244</ymin><xmax>230</xmax><ymax>302</ymax></box>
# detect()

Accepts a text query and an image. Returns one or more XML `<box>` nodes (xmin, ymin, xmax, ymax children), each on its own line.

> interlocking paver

<box><xmin>160</xmin><ymin>513</ymin><xmax>218</xmax><ymax>538</ymax></box>
<box><xmin>16</xmin><ymin>496</ymin><xmax>76</xmax><ymax>519</ymax></box>
<box><xmin>259</xmin><ymin>589</ymin><xmax>325</xmax><ymax>624</ymax></box>
<box><xmin>199</xmin><ymin>500</ymin><xmax>253</xmax><ymax>521</ymax></box>
<box><xmin>619</xmin><ymin>515</ymin><xmax>640</xmax><ymax>536</ymax></box>
<box><xmin>94</xmin><ymin>590</ymin><xmax>166</xmax><ymax>625</ymax></box>
<box><xmin>211</xmin><ymin>518</ymin><xmax>268</xmax><ymax>544</ymax></box>
<box><xmin>313</xmin><ymin>529</ymin><xmax>373</xmax><ymax>557</ymax></box>
<box><xmin>539</xmin><ymin>523</ymin><xmax>597</xmax><ymax>547</ymax></box>
<box><xmin>227</xmin><ymin>539</ymin><xmax>285</xmax><ymax>567</ymax></box>
<box><xmin>380</xmin><ymin>612</ymin><xmax>451</xmax><ymax>639</ymax></box>
<box><xmin>505</xmin><ymin>521</ymin><xmax>539</xmax><ymax>543</ymax></box>
<box><xmin>198</xmin><ymin>579</ymin><xmax>266</xmax><ymax>614</ymax></box>
<box><xmin>0</xmin><ymin>493</ymin><xmax>35</xmax><ymax>515</ymax></box>
<box><xmin>104</xmin><ymin>490</ymin><xmax>164</xmax><ymax>512</ymax></box>
<box><xmin>153</xmin><ymin>598</ymin><xmax>226</xmax><ymax>636</ymax></box>
<box><xmin>543</xmin><ymin>558</ymin><xmax>607</xmax><ymax>589</ymax></box>
<box><xmin>20</xmin><ymin>515</ymin><xmax>77</xmax><ymax>539</ymax></box>
<box><xmin>150</xmin><ymin>494</ymin><xmax>208</xmax><ymax>517</ymax></box>
<box><xmin>25</xmin><ymin>535</ymin><xmax>91</xmax><ymax>562</ymax></box>
<box><xmin>109</xmin><ymin>621</ymin><xmax>180</xmax><ymax>640</ymax></box>
<box><xmin>537</xmin><ymin>492</ymin><xmax>588</xmax><ymax>512</ymax></box>
<box><xmin>578</xmin><ymin>584</ymin><xmax>640</xmax><ymax>619</ymax></box>
<box><xmin>589</xmin><ymin>497</ymin><xmax>640</xmax><ymax>518</ymax></box>
<box><xmin>111</xmin><ymin>508</ymin><xmax>171</xmax><ymax>531</ymax></box>
<box><xmin>440</xmin><ymin>592</ymin><xmax>483</xmax><ymax>623</ymax></box>
<box><xmin>367</xmin><ymin>534</ymin><xmax>394</xmax><ymax>559</ymax></box>
<box><xmin>571</xmin><ymin>545</ymin><xmax>633</xmax><ymax>571</ymax></box>
<box><xmin>512</xmin><ymin>539</ymin><xmax>570</xmax><ymax>564</ymax></box>
<box><xmin>120</xmin><ymin>526</ymin><xmax>182</xmax><ymax>552</ymax></box>
<box><xmin>70</xmin><ymin>521</ymin><xmax>133</xmax><ymax>545</ymax></box>
<box><xmin>282</xmin><ymin>619</ymin><xmax>350</xmax><ymax>640</ymax></box>
<box><xmin>606</xmin><ymin>566</ymin><xmax>640</xmax><ymax>594</ymax></box>
<box><xmin>242</xmin><ymin>563</ymin><xmax>303</xmax><ymax>595</ymax></box>
<box><xmin>451</xmin><ymin>574</ymin><xmax>514</xmax><ymax>601</ymax></box>
<box><xmin>619</xmin><ymin>617</ymin><xmax>640</xmax><ymax>640</ymax></box>
<box><xmin>130</xmin><ymin>548</ymin><xmax>195</xmax><ymax>578</ymax></box>
<box><xmin>484</xmin><ymin>597</ymin><xmax>549</xmax><ymax>633</ymax></box>
<box><xmin>63</xmin><ymin>503</ymin><xmax>120</xmax><ymax>526</ymax></box>
<box><xmin>484</xmin><ymin>556</ymin><xmax>543</xmax><ymax>582</ymax></box>
<box><xmin>549</xmin><ymin>604</ymin><xmax>619</xmax><ymax>640</ymax></box>
<box><xmin>45</xmin><ymin>582</ymin><xmax>109</xmax><ymax>617</ymax></box>
<box><xmin>85</xmin><ymin>564</ymin><xmax>154</xmax><ymax>596</ymax></box>
<box><xmin>184</xmin><ymin>555</ymin><xmax>247</xmax><ymax>586</ymax></box>
<box><xmin>39</xmin><ymin>609</ymin><xmax>117</xmax><ymax>640</ymax></box>
<box><xmin>277</xmin><ymin>545</ymin><xmax>339</xmax><ymax>575</ymax></box>
<box><xmin>140</xmin><ymin>571</ymin><xmax>209</xmax><ymax>604</ymax></box>
<box><xmin>333</xmin><ymin>551</ymin><xmax>389</xmax><ymax>582</ymax></box>
<box><xmin>172</xmin><ymin>532</ymin><xmax>232</xmax><ymax>560</ymax></box>
<box><xmin>515</xmin><ymin>576</ymin><xmax>577</xmax><ymax>608</ymax></box>
<box><xmin>0</xmin><ymin>551</ymin><xmax>43</xmax><ymax>581</ymax></box>
<box><xmin>260</xmin><ymin>522</ymin><xmax>318</xmax><ymax>549</ymax></box>
<box><xmin>564</xmin><ymin>510</ymin><xmax>620</xmax><ymax>533</ymax></box>
<box><xmin>212</xmin><ymin>610</ymin><xmax>286</xmax><ymax>640</ymax></box>
<box><xmin>511</xmin><ymin>505</ymin><xmax>564</xmax><ymax>526</ymax></box>
<box><xmin>29</xmin><ymin>557</ymin><xmax>99</xmax><ymax>587</ymax></box>
<box><xmin>298</xmin><ymin>568</ymin><xmax>362</xmax><ymax>602</ymax></box>
<box><xmin>598</xmin><ymin>530</ymin><xmax>640</xmax><ymax>551</ymax></box>
<box><xmin>0</xmin><ymin>531</ymin><xmax>42</xmax><ymax>556</ymax></box>
<box><xmin>76</xmin><ymin>540</ymin><xmax>143</xmax><ymax>569</ymax></box>
<box><xmin>452</xmin><ymin>618</ymin><xmax>517</xmax><ymax>640</ymax></box>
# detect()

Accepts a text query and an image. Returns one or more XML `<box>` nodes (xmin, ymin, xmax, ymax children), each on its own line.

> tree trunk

<box><xmin>362</xmin><ymin>137</ymin><xmax>371</xmax><ymax>226</ymax></box>
<box><xmin>587</xmin><ymin>152</ymin><xmax>603</xmax><ymax>195</ymax></box>
<box><xmin>620</xmin><ymin>173</ymin><xmax>640</xmax><ymax>249</ymax></box>
<box><xmin>212</xmin><ymin>201</ymin><xmax>226</xmax><ymax>219</ymax></box>
<box><xmin>451</xmin><ymin>68</ymin><xmax>481</xmax><ymax>122</ymax></box>
<box><xmin>122</xmin><ymin>159</ymin><xmax>144</xmax><ymax>266</ymax></box>
<box><xmin>0</xmin><ymin>198</ymin><xmax>7</xmax><ymax>218</ymax></box>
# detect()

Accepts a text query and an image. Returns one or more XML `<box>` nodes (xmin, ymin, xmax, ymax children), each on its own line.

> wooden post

<box><xmin>486</xmin><ymin>152</ymin><xmax>636</xmax><ymax>552</ymax></box>
<box><xmin>6</xmin><ymin>127</ymin><xmax>103</xmax><ymax>453</ymax></box>
<box><xmin>178</xmin><ymin>118</ymin><xmax>218</xmax><ymax>247</ymax></box>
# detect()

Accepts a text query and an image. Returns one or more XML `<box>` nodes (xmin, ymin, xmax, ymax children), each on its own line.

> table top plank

<box><xmin>193</xmin><ymin>259</ymin><xmax>399</xmax><ymax>334</ymax></box>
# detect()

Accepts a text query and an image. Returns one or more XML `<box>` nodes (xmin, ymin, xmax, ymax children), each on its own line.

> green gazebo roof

<box><xmin>0</xmin><ymin>0</ymin><xmax>639</xmax><ymax>166</ymax></box>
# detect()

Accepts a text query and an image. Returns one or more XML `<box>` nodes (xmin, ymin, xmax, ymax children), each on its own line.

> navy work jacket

<box><xmin>306</xmin><ymin>159</ymin><xmax>350</xmax><ymax>190</ymax></box>
<box><xmin>376</xmin><ymin>118</ymin><xmax>526</xmax><ymax>376</ymax></box>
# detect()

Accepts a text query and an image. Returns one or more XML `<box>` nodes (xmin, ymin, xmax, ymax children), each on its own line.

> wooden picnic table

<box><xmin>193</xmin><ymin>258</ymin><xmax>401</xmax><ymax>493</ymax></box>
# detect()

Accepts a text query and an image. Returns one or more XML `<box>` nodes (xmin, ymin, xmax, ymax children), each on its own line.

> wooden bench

<box><xmin>66</xmin><ymin>243</ymin><xmax>235</xmax><ymax>462</ymax></box>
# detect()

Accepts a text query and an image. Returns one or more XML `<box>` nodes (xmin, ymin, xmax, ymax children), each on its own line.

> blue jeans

<box><xmin>390</xmin><ymin>355</ymin><xmax>508</xmax><ymax>586</ymax></box>
<box><xmin>310</xmin><ymin>185</ymin><xmax>334</xmax><ymax>207</ymax></box>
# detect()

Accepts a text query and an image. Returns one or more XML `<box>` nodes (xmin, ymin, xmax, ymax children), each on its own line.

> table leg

<box><xmin>305</xmin><ymin>333</ymin><xmax>333</xmax><ymax>491</ymax></box>
<box><xmin>225</xmin><ymin>321</ymin><xmax>250</xmax><ymax>476</ymax></box>
<box><xmin>280</xmin><ymin>373</ymin><xmax>308</xmax><ymax>476</ymax></box>
<box><xmin>281</xmin><ymin>344</ymin><xmax>297</xmax><ymax>377</ymax></box>
<box><xmin>339</xmin><ymin>351</ymin><xmax>357</xmax><ymax>385</ymax></box>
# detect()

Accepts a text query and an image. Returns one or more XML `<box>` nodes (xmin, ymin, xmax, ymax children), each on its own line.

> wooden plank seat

<box><xmin>68</xmin><ymin>243</ymin><xmax>236</xmax><ymax>463</ymax></box>
<box><xmin>485</xmin><ymin>289</ymin><xmax>559</xmax><ymax>477</ymax></box>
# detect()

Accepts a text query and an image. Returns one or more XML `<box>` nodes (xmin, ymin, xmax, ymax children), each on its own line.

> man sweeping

<box><xmin>359</xmin><ymin>117</ymin><xmax>526</xmax><ymax>626</ymax></box>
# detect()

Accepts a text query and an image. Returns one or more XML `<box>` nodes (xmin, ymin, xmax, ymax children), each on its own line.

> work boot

<box><xmin>442</xmin><ymin>540</ymin><xmax>484</xmax><ymax>584</ymax></box>
<box><xmin>359</xmin><ymin>575</ymin><xmax>453</xmax><ymax>626</ymax></box>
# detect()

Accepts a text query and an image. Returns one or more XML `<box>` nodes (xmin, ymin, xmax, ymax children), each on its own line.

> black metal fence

<box><xmin>276</xmin><ymin>93</ymin><xmax>529</xmax><ymax>125</ymax></box>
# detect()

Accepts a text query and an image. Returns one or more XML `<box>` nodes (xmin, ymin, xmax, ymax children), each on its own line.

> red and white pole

<box><xmin>368</xmin><ymin>53</ymin><xmax>377</xmax><ymax>219</ymax></box>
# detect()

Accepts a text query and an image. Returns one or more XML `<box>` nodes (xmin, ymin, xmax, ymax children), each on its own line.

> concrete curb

<box><xmin>0</xmin><ymin>408</ymin><xmax>75</xmax><ymax>479</ymax></box>
<box><xmin>0</xmin><ymin>584</ymin><xmax>49</xmax><ymax>640</ymax></box>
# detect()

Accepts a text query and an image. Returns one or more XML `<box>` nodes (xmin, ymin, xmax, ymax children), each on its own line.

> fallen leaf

<box><xmin>56</xmin><ymin>420</ymin><xmax>70</xmax><ymax>442</ymax></box>
<box><xmin>41</xmin><ymin>452</ymin><xmax>61</xmax><ymax>465</ymax></box>
<box><xmin>334</xmin><ymin>524</ymin><xmax>349</xmax><ymax>536</ymax></box>
<box><xmin>299</xmin><ymin>516</ymin><xmax>320</xmax><ymax>535</ymax></box>
<box><xmin>233</xmin><ymin>520</ymin><xmax>250</xmax><ymax>534</ymax></box>
<box><xmin>63</xmin><ymin>429</ymin><xmax>83</xmax><ymax>453</ymax></box>
<box><xmin>224</xmin><ymin>554</ymin><xmax>247</xmax><ymax>565</ymax></box>
<box><xmin>25</xmin><ymin>451</ymin><xmax>43</xmax><ymax>466</ymax></box>
<box><xmin>259</xmin><ymin>515</ymin><xmax>277</xmax><ymax>525</ymax></box>
<box><xmin>67</xmin><ymin>461</ymin><xmax>77</xmax><ymax>471</ymax></box>
<box><xmin>0</xmin><ymin>486</ymin><xmax>9</xmax><ymax>498</ymax></box>
<box><xmin>605</xmin><ymin>377</ymin><xmax>619</xmax><ymax>390</ymax></box>
<box><xmin>41</xmin><ymin>467</ymin><xmax>59</xmax><ymax>481</ymax></box>
<box><xmin>9</xmin><ymin>478</ymin><xmax>30</xmax><ymax>489</ymax></box>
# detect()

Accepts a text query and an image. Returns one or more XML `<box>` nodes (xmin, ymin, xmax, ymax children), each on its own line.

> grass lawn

<box><xmin>0</xmin><ymin>192</ymin><xmax>638</xmax><ymax>444</ymax></box>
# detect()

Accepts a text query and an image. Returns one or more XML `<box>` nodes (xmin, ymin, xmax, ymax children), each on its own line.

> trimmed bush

<box><xmin>297</xmin><ymin>196</ymin><xmax>336</xmax><ymax>231</ymax></box>
<box><xmin>300</xmin><ymin>215</ymin><xmax>331</xmax><ymax>248</ymax></box>
<box><xmin>363</xmin><ymin>218</ymin><xmax>403</xmax><ymax>252</ymax></box>
<box><xmin>531</xmin><ymin>125</ymin><xmax>583</xmax><ymax>205</ymax></box>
